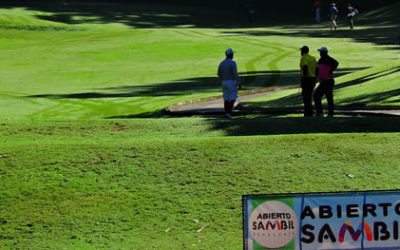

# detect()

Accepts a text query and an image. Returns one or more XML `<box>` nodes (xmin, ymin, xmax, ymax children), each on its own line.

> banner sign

<box><xmin>243</xmin><ymin>191</ymin><xmax>400</xmax><ymax>250</ymax></box>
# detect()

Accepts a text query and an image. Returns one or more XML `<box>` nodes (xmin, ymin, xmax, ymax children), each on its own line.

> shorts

<box><xmin>222</xmin><ymin>80</ymin><xmax>238</xmax><ymax>101</ymax></box>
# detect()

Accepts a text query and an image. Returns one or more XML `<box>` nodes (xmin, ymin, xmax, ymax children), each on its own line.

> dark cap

<box><xmin>300</xmin><ymin>46</ymin><xmax>309</xmax><ymax>53</ymax></box>
<box><xmin>318</xmin><ymin>46</ymin><xmax>328</xmax><ymax>53</ymax></box>
<box><xmin>225</xmin><ymin>48</ymin><xmax>235</xmax><ymax>56</ymax></box>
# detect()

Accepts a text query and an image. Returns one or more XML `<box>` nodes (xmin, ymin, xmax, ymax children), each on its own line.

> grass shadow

<box><xmin>1</xmin><ymin>1</ymin><xmax>309</xmax><ymax>29</ymax></box>
<box><xmin>29</xmin><ymin>77</ymin><xmax>221</xmax><ymax>99</ymax></box>
<box><xmin>340</xmin><ymin>89</ymin><xmax>400</xmax><ymax>108</ymax></box>
<box><xmin>0</xmin><ymin>1</ymin><xmax>398</xmax><ymax>35</ymax></box>
<box><xmin>27</xmin><ymin>68</ymin><xmax>364</xmax><ymax>100</ymax></box>
<box><xmin>223</xmin><ymin>25</ymin><xmax>400</xmax><ymax>48</ymax></box>
<box><xmin>207</xmin><ymin>116</ymin><xmax>400</xmax><ymax>136</ymax></box>
<box><xmin>24</xmin><ymin>71</ymin><xmax>291</xmax><ymax>99</ymax></box>
<box><xmin>250</xmin><ymin>66</ymin><xmax>400</xmax><ymax>108</ymax></box>
<box><xmin>336</xmin><ymin>67</ymin><xmax>400</xmax><ymax>90</ymax></box>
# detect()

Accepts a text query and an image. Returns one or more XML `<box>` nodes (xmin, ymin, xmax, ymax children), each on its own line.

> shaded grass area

<box><xmin>1</xmin><ymin>0</ymin><xmax>398</xmax><ymax>29</ymax></box>
<box><xmin>1</xmin><ymin>116</ymin><xmax>400</xmax><ymax>139</ymax></box>
<box><xmin>27</xmin><ymin>67</ymin><xmax>364</xmax><ymax>99</ymax></box>
<box><xmin>207</xmin><ymin>116</ymin><xmax>400</xmax><ymax>136</ymax></box>
<box><xmin>0</xmin><ymin>2</ymin><xmax>399</xmax><ymax>249</ymax></box>
<box><xmin>1</xmin><ymin>1</ymin><xmax>399</xmax><ymax>47</ymax></box>
<box><xmin>0</xmin><ymin>118</ymin><xmax>399</xmax><ymax>248</ymax></box>
<box><xmin>247</xmin><ymin>62</ymin><xmax>400</xmax><ymax>109</ymax></box>
<box><xmin>0</xmin><ymin>4</ymin><xmax>399</xmax><ymax>119</ymax></box>
<box><xmin>224</xmin><ymin>24</ymin><xmax>400</xmax><ymax>48</ymax></box>
<box><xmin>1</xmin><ymin>2</ymin><xmax>255</xmax><ymax>29</ymax></box>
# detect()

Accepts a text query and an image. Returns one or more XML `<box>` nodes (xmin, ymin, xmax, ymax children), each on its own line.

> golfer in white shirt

<box><xmin>217</xmin><ymin>48</ymin><xmax>239</xmax><ymax>119</ymax></box>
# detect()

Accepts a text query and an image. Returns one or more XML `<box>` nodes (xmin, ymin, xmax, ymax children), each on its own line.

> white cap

<box><xmin>318</xmin><ymin>47</ymin><xmax>328</xmax><ymax>53</ymax></box>
<box><xmin>225</xmin><ymin>48</ymin><xmax>234</xmax><ymax>56</ymax></box>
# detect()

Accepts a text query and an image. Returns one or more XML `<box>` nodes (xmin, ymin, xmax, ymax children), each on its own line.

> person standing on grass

<box><xmin>347</xmin><ymin>3</ymin><xmax>358</xmax><ymax>29</ymax></box>
<box><xmin>218</xmin><ymin>48</ymin><xmax>239</xmax><ymax>119</ymax></box>
<box><xmin>329</xmin><ymin>3</ymin><xmax>339</xmax><ymax>30</ymax></box>
<box><xmin>245</xmin><ymin>4</ymin><xmax>256</xmax><ymax>24</ymax></box>
<box><xmin>299</xmin><ymin>46</ymin><xmax>317</xmax><ymax>117</ymax></box>
<box><xmin>315</xmin><ymin>0</ymin><xmax>322</xmax><ymax>23</ymax></box>
<box><xmin>314</xmin><ymin>47</ymin><xmax>339</xmax><ymax>117</ymax></box>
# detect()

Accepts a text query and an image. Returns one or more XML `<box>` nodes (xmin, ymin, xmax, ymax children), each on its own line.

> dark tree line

<box><xmin>2</xmin><ymin>0</ymin><xmax>397</xmax><ymax>10</ymax></box>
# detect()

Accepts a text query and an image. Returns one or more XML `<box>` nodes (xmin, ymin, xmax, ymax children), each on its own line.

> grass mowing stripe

<box><xmin>1</xmin><ymin>129</ymin><xmax>399</xmax><ymax>248</ymax></box>
<box><xmin>0</xmin><ymin>22</ymin><xmax>397</xmax><ymax>118</ymax></box>
<box><xmin>0</xmin><ymin>3</ymin><xmax>399</xmax><ymax>248</ymax></box>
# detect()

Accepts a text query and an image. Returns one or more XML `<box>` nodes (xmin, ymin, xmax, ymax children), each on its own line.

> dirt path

<box><xmin>166</xmin><ymin>90</ymin><xmax>400</xmax><ymax>117</ymax></box>
<box><xmin>168</xmin><ymin>92</ymin><xmax>266</xmax><ymax>113</ymax></box>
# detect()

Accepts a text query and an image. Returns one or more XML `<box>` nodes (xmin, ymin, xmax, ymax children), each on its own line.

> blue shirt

<box><xmin>330</xmin><ymin>6</ymin><xmax>338</xmax><ymax>15</ymax></box>
<box><xmin>218</xmin><ymin>58</ymin><xmax>239</xmax><ymax>81</ymax></box>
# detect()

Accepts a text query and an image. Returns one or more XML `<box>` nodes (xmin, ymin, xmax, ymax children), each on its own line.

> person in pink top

<box><xmin>314</xmin><ymin>47</ymin><xmax>339</xmax><ymax>117</ymax></box>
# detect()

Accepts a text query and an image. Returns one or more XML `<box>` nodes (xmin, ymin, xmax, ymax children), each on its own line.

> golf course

<box><xmin>0</xmin><ymin>0</ymin><xmax>399</xmax><ymax>249</ymax></box>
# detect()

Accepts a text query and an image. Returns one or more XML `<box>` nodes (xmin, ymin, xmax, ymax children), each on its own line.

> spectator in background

<box><xmin>315</xmin><ymin>0</ymin><xmax>321</xmax><ymax>23</ymax></box>
<box><xmin>347</xmin><ymin>3</ymin><xmax>359</xmax><ymax>29</ymax></box>
<box><xmin>329</xmin><ymin>3</ymin><xmax>339</xmax><ymax>30</ymax></box>
<box><xmin>245</xmin><ymin>4</ymin><xmax>256</xmax><ymax>24</ymax></box>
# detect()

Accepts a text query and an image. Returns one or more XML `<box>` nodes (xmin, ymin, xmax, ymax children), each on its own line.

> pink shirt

<box><xmin>318</xmin><ymin>64</ymin><xmax>334</xmax><ymax>79</ymax></box>
<box><xmin>318</xmin><ymin>55</ymin><xmax>339</xmax><ymax>80</ymax></box>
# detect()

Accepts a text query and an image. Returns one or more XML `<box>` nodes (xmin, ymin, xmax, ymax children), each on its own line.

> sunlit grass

<box><xmin>1</xmin><ymin>118</ymin><xmax>399</xmax><ymax>248</ymax></box>
<box><xmin>0</xmin><ymin>2</ymin><xmax>399</xmax><ymax>249</ymax></box>
<box><xmin>0</xmin><ymin>5</ymin><xmax>398</xmax><ymax>119</ymax></box>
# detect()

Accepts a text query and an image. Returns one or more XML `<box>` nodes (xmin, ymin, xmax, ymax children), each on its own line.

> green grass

<box><xmin>1</xmin><ymin>118</ymin><xmax>400</xmax><ymax>249</ymax></box>
<box><xmin>0</xmin><ymin>2</ymin><xmax>399</xmax><ymax>249</ymax></box>
<box><xmin>0</xmin><ymin>3</ymin><xmax>399</xmax><ymax>119</ymax></box>
<box><xmin>247</xmin><ymin>61</ymin><xmax>400</xmax><ymax>109</ymax></box>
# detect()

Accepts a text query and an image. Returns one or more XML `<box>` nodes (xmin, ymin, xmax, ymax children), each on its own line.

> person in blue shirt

<box><xmin>218</xmin><ymin>48</ymin><xmax>239</xmax><ymax>119</ymax></box>
<box><xmin>330</xmin><ymin>3</ymin><xmax>339</xmax><ymax>30</ymax></box>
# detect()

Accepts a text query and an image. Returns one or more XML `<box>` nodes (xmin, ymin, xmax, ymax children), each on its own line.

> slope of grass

<box><xmin>0</xmin><ymin>3</ymin><xmax>399</xmax><ymax>120</ymax></box>
<box><xmin>359</xmin><ymin>1</ymin><xmax>400</xmax><ymax>25</ymax></box>
<box><xmin>245</xmin><ymin>1</ymin><xmax>400</xmax><ymax>109</ymax></box>
<box><xmin>0</xmin><ymin>8</ymin><xmax>58</xmax><ymax>26</ymax></box>
<box><xmin>247</xmin><ymin>61</ymin><xmax>400</xmax><ymax>109</ymax></box>
<box><xmin>0</xmin><ymin>3</ymin><xmax>399</xmax><ymax>249</ymax></box>
<box><xmin>0</xmin><ymin>118</ymin><xmax>399</xmax><ymax>249</ymax></box>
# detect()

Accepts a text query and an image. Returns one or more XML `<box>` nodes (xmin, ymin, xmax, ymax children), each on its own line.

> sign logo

<box><xmin>249</xmin><ymin>201</ymin><xmax>297</xmax><ymax>248</ymax></box>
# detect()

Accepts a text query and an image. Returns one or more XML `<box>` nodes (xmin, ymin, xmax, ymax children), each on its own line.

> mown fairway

<box><xmin>1</xmin><ymin>118</ymin><xmax>400</xmax><ymax>249</ymax></box>
<box><xmin>0</xmin><ymin>3</ymin><xmax>399</xmax><ymax>119</ymax></box>
<box><xmin>0</xmin><ymin>2</ymin><xmax>399</xmax><ymax>249</ymax></box>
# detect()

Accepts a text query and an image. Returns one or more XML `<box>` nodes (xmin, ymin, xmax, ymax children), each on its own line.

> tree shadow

<box><xmin>223</xmin><ymin>24</ymin><xmax>400</xmax><ymax>48</ymax></box>
<box><xmin>241</xmin><ymin>68</ymin><xmax>365</xmax><ymax>88</ymax></box>
<box><xmin>0</xmin><ymin>1</ymin><xmax>294</xmax><ymax>29</ymax></box>
<box><xmin>25</xmin><ymin>70</ymin><xmax>292</xmax><ymax>99</ymax></box>
<box><xmin>1</xmin><ymin>0</ymin><xmax>398</xmax><ymax>36</ymax></box>
<box><xmin>240</xmin><ymin>70</ymin><xmax>299</xmax><ymax>88</ymax></box>
<box><xmin>206</xmin><ymin>116</ymin><xmax>400</xmax><ymax>136</ymax></box>
<box><xmin>28</xmin><ymin>77</ymin><xmax>220</xmax><ymax>99</ymax></box>
<box><xmin>251</xmin><ymin>66</ymin><xmax>400</xmax><ymax>108</ymax></box>
<box><xmin>27</xmin><ymin>68</ymin><xmax>364</xmax><ymax>100</ymax></box>
<box><xmin>340</xmin><ymin>88</ymin><xmax>400</xmax><ymax>107</ymax></box>
<box><xmin>336</xmin><ymin>67</ymin><xmax>400</xmax><ymax>90</ymax></box>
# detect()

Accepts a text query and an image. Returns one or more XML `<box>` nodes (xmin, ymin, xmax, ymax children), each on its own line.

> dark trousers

<box><xmin>301</xmin><ymin>77</ymin><xmax>316</xmax><ymax>117</ymax></box>
<box><xmin>224</xmin><ymin>100</ymin><xmax>235</xmax><ymax>114</ymax></box>
<box><xmin>314</xmin><ymin>79</ymin><xmax>335</xmax><ymax>116</ymax></box>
